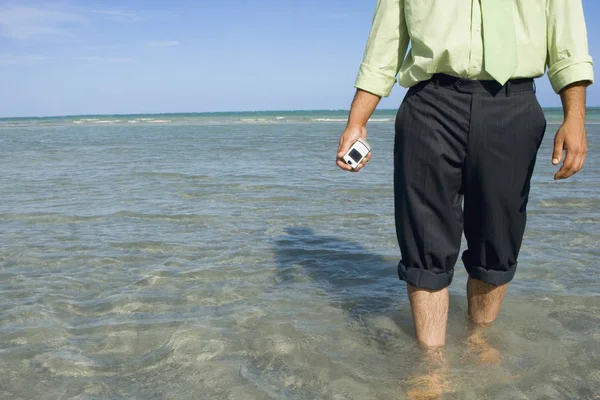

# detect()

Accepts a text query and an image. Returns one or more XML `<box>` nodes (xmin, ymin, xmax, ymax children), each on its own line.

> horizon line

<box><xmin>0</xmin><ymin>106</ymin><xmax>579</xmax><ymax>120</ymax></box>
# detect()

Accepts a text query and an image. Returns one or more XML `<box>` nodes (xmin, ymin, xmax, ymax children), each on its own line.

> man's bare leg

<box><xmin>465</xmin><ymin>277</ymin><xmax>507</xmax><ymax>364</ymax></box>
<box><xmin>407</xmin><ymin>285</ymin><xmax>449</xmax><ymax>348</ymax></box>
<box><xmin>466</xmin><ymin>277</ymin><xmax>508</xmax><ymax>325</ymax></box>
<box><xmin>406</xmin><ymin>286</ymin><xmax>452</xmax><ymax>398</ymax></box>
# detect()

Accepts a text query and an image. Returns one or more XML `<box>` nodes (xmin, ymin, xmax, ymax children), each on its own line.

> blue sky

<box><xmin>0</xmin><ymin>0</ymin><xmax>598</xmax><ymax>117</ymax></box>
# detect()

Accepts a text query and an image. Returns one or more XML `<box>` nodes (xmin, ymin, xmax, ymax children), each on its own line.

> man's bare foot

<box><xmin>405</xmin><ymin>373</ymin><xmax>452</xmax><ymax>400</ymax></box>
<box><xmin>464</xmin><ymin>326</ymin><xmax>501</xmax><ymax>365</ymax></box>
<box><xmin>405</xmin><ymin>348</ymin><xmax>453</xmax><ymax>400</ymax></box>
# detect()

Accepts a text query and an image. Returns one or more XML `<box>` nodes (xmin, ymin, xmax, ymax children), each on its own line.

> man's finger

<box><xmin>555</xmin><ymin>149</ymin><xmax>586</xmax><ymax>179</ymax></box>
<box><xmin>554</xmin><ymin>150</ymin><xmax>578</xmax><ymax>180</ymax></box>
<box><xmin>338</xmin><ymin>146</ymin><xmax>353</xmax><ymax>159</ymax></box>
<box><xmin>552</xmin><ymin>134</ymin><xmax>564</xmax><ymax>165</ymax></box>
<box><xmin>358</xmin><ymin>153</ymin><xmax>372</xmax><ymax>169</ymax></box>
<box><xmin>337</xmin><ymin>137</ymin><xmax>346</xmax><ymax>158</ymax></box>
<box><xmin>571</xmin><ymin>152</ymin><xmax>586</xmax><ymax>176</ymax></box>
<box><xmin>336</xmin><ymin>158</ymin><xmax>353</xmax><ymax>171</ymax></box>
<box><xmin>576</xmin><ymin>155</ymin><xmax>586</xmax><ymax>172</ymax></box>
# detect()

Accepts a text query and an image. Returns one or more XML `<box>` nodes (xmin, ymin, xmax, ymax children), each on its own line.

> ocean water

<box><xmin>0</xmin><ymin>108</ymin><xmax>599</xmax><ymax>399</ymax></box>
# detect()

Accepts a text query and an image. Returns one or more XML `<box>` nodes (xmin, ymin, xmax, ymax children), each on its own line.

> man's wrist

<box><xmin>562</xmin><ymin>108</ymin><xmax>586</xmax><ymax>123</ymax></box>
<box><xmin>559</xmin><ymin>81</ymin><xmax>587</xmax><ymax>122</ymax></box>
<box><xmin>563</xmin><ymin>114</ymin><xmax>585</xmax><ymax>124</ymax></box>
<box><xmin>346</xmin><ymin>121</ymin><xmax>367</xmax><ymax>129</ymax></box>
<box><xmin>346</xmin><ymin>89</ymin><xmax>380</xmax><ymax>129</ymax></box>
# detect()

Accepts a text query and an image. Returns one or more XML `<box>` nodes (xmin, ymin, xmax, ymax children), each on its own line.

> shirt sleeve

<box><xmin>354</xmin><ymin>0</ymin><xmax>409</xmax><ymax>97</ymax></box>
<box><xmin>546</xmin><ymin>0</ymin><xmax>594</xmax><ymax>93</ymax></box>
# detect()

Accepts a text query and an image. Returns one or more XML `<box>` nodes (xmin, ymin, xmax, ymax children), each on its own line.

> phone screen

<box><xmin>349</xmin><ymin>149</ymin><xmax>363</xmax><ymax>163</ymax></box>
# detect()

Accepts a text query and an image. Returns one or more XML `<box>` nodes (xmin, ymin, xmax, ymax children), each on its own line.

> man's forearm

<box><xmin>559</xmin><ymin>81</ymin><xmax>587</xmax><ymax>122</ymax></box>
<box><xmin>552</xmin><ymin>80</ymin><xmax>588</xmax><ymax>179</ymax></box>
<box><xmin>347</xmin><ymin>89</ymin><xmax>381</xmax><ymax>127</ymax></box>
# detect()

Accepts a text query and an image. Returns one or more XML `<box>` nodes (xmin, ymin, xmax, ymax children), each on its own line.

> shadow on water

<box><xmin>267</xmin><ymin>227</ymin><xmax>508</xmax><ymax>398</ymax></box>
<box><xmin>272</xmin><ymin>226</ymin><xmax>416</xmax><ymax>342</ymax></box>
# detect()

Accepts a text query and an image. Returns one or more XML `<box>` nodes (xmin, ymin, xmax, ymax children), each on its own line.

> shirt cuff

<box><xmin>354</xmin><ymin>63</ymin><xmax>397</xmax><ymax>97</ymax></box>
<box><xmin>548</xmin><ymin>57</ymin><xmax>595</xmax><ymax>93</ymax></box>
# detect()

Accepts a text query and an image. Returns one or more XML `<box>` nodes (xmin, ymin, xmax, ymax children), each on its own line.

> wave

<box><xmin>71</xmin><ymin>118</ymin><xmax>173</xmax><ymax>125</ymax></box>
<box><xmin>311</xmin><ymin>118</ymin><xmax>347</xmax><ymax>122</ymax></box>
<box><xmin>73</xmin><ymin>118</ymin><xmax>100</xmax><ymax>124</ymax></box>
<box><xmin>73</xmin><ymin>119</ymin><xmax>122</xmax><ymax>124</ymax></box>
<box><xmin>93</xmin><ymin>120</ymin><xmax>122</xmax><ymax>124</ymax></box>
<box><xmin>310</xmin><ymin>118</ymin><xmax>393</xmax><ymax>123</ymax></box>
<box><xmin>237</xmin><ymin>118</ymin><xmax>278</xmax><ymax>124</ymax></box>
<box><xmin>13</xmin><ymin>113</ymin><xmax>597</xmax><ymax>128</ymax></box>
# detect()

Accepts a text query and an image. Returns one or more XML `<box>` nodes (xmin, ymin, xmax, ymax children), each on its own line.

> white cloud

<box><xmin>77</xmin><ymin>43</ymin><xmax>128</xmax><ymax>51</ymax></box>
<box><xmin>0</xmin><ymin>5</ymin><xmax>85</xmax><ymax>40</ymax></box>
<box><xmin>147</xmin><ymin>40</ymin><xmax>180</xmax><ymax>47</ymax></box>
<box><xmin>76</xmin><ymin>56</ymin><xmax>136</xmax><ymax>64</ymax></box>
<box><xmin>83</xmin><ymin>9</ymin><xmax>141</xmax><ymax>22</ymax></box>
<box><xmin>0</xmin><ymin>5</ymin><xmax>140</xmax><ymax>41</ymax></box>
<box><xmin>0</xmin><ymin>54</ymin><xmax>49</xmax><ymax>65</ymax></box>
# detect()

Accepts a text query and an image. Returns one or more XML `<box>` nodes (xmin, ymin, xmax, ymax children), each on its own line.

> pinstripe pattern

<box><xmin>394</xmin><ymin>74</ymin><xmax>547</xmax><ymax>290</ymax></box>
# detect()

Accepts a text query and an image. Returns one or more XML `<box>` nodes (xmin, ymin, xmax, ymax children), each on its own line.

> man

<box><xmin>336</xmin><ymin>0</ymin><xmax>594</xmax><ymax>348</ymax></box>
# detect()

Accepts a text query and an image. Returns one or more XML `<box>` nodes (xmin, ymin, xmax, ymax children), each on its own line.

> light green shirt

<box><xmin>355</xmin><ymin>0</ymin><xmax>595</xmax><ymax>96</ymax></box>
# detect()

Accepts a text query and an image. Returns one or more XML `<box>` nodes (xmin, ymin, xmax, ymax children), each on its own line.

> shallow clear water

<box><xmin>0</xmin><ymin>110</ymin><xmax>599</xmax><ymax>399</ymax></box>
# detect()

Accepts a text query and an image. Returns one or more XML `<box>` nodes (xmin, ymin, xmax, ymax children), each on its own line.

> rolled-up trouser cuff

<box><xmin>398</xmin><ymin>261</ymin><xmax>454</xmax><ymax>290</ymax></box>
<box><xmin>463</xmin><ymin>260</ymin><xmax>518</xmax><ymax>286</ymax></box>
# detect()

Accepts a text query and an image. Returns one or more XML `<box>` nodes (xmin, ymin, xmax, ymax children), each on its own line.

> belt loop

<box><xmin>433</xmin><ymin>74</ymin><xmax>439</xmax><ymax>89</ymax></box>
<box><xmin>506</xmin><ymin>81</ymin><xmax>511</xmax><ymax>97</ymax></box>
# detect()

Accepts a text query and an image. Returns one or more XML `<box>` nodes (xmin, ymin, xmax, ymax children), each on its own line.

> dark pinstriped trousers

<box><xmin>394</xmin><ymin>74</ymin><xmax>547</xmax><ymax>290</ymax></box>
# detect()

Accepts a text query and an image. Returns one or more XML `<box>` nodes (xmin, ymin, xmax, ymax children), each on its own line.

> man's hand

<box><xmin>336</xmin><ymin>124</ymin><xmax>371</xmax><ymax>172</ymax></box>
<box><xmin>336</xmin><ymin>89</ymin><xmax>381</xmax><ymax>173</ymax></box>
<box><xmin>553</xmin><ymin>81</ymin><xmax>589</xmax><ymax>180</ymax></box>
<box><xmin>552</xmin><ymin>119</ymin><xmax>587</xmax><ymax>180</ymax></box>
